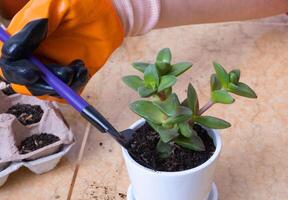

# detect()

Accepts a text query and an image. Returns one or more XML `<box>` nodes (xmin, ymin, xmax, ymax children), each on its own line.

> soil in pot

<box><xmin>128</xmin><ymin>123</ymin><xmax>216</xmax><ymax>172</ymax></box>
<box><xmin>6</xmin><ymin>104</ymin><xmax>44</xmax><ymax>125</ymax></box>
<box><xmin>18</xmin><ymin>133</ymin><xmax>60</xmax><ymax>154</ymax></box>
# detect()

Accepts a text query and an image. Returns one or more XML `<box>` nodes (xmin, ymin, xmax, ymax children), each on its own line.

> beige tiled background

<box><xmin>0</xmin><ymin>15</ymin><xmax>288</xmax><ymax>200</ymax></box>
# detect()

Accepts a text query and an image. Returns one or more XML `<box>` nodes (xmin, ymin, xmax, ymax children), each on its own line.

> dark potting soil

<box><xmin>6</xmin><ymin>104</ymin><xmax>44</xmax><ymax>125</ymax></box>
<box><xmin>18</xmin><ymin>133</ymin><xmax>60</xmax><ymax>154</ymax></box>
<box><xmin>127</xmin><ymin>123</ymin><xmax>216</xmax><ymax>172</ymax></box>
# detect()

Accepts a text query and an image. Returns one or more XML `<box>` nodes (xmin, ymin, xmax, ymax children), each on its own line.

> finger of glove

<box><xmin>46</xmin><ymin>60</ymin><xmax>88</xmax><ymax>97</ymax></box>
<box><xmin>0</xmin><ymin>58</ymin><xmax>40</xmax><ymax>85</ymax></box>
<box><xmin>25</xmin><ymin>63</ymin><xmax>77</xmax><ymax>96</ymax></box>
<box><xmin>10</xmin><ymin>82</ymin><xmax>60</xmax><ymax>98</ymax></box>
<box><xmin>6</xmin><ymin>60</ymin><xmax>88</xmax><ymax>97</ymax></box>
<box><xmin>25</xmin><ymin>79</ymin><xmax>56</xmax><ymax>96</ymax></box>
<box><xmin>46</xmin><ymin>63</ymin><xmax>74</xmax><ymax>85</ymax></box>
<box><xmin>2</xmin><ymin>18</ymin><xmax>48</xmax><ymax>61</ymax></box>
<box><xmin>48</xmin><ymin>60</ymin><xmax>88</xmax><ymax>97</ymax></box>
<box><xmin>69</xmin><ymin>60</ymin><xmax>89</xmax><ymax>90</ymax></box>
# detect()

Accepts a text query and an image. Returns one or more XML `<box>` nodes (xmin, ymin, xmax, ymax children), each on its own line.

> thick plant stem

<box><xmin>199</xmin><ymin>100</ymin><xmax>214</xmax><ymax>115</ymax></box>
<box><xmin>157</xmin><ymin>91</ymin><xmax>168</xmax><ymax>101</ymax></box>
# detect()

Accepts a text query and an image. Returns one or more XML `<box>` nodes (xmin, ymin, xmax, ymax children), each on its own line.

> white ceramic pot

<box><xmin>122</xmin><ymin>119</ymin><xmax>222</xmax><ymax>200</ymax></box>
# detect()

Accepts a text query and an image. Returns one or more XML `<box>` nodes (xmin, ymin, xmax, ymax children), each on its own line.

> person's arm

<box><xmin>113</xmin><ymin>0</ymin><xmax>288</xmax><ymax>36</ymax></box>
<box><xmin>1</xmin><ymin>0</ymin><xmax>287</xmax><ymax>36</ymax></box>
<box><xmin>156</xmin><ymin>0</ymin><xmax>288</xmax><ymax>28</ymax></box>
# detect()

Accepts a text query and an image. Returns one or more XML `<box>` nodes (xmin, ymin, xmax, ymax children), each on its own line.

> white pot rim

<box><xmin>122</xmin><ymin>118</ymin><xmax>222</xmax><ymax>176</ymax></box>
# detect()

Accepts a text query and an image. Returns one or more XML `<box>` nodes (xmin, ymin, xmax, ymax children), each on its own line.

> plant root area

<box><xmin>128</xmin><ymin>123</ymin><xmax>216</xmax><ymax>172</ymax></box>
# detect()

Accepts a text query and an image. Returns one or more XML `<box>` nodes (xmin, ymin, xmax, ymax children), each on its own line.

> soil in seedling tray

<box><xmin>19</xmin><ymin>133</ymin><xmax>60</xmax><ymax>154</ymax></box>
<box><xmin>6</xmin><ymin>104</ymin><xmax>44</xmax><ymax>125</ymax></box>
<box><xmin>128</xmin><ymin>123</ymin><xmax>216</xmax><ymax>172</ymax></box>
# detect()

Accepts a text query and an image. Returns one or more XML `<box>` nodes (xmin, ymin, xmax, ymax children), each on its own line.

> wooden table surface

<box><xmin>0</xmin><ymin>15</ymin><xmax>287</xmax><ymax>200</ymax></box>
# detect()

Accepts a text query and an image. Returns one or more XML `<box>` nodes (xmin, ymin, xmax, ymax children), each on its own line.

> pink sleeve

<box><xmin>112</xmin><ymin>0</ymin><xmax>161</xmax><ymax>36</ymax></box>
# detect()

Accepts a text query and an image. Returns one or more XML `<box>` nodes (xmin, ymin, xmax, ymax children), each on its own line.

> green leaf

<box><xmin>175</xmin><ymin>135</ymin><xmax>205</xmax><ymax>151</ymax></box>
<box><xmin>228</xmin><ymin>82</ymin><xmax>257</xmax><ymax>98</ymax></box>
<box><xmin>179</xmin><ymin>122</ymin><xmax>197</xmax><ymax>138</ymax></box>
<box><xmin>138</xmin><ymin>86</ymin><xmax>156</xmax><ymax>97</ymax></box>
<box><xmin>156</xmin><ymin>48</ymin><xmax>172</xmax><ymax>64</ymax></box>
<box><xmin>213</xmin><ymin>62</ymin><xmax>229</xmax><ymax>88</ymax></box>
<box><xmin>132</xmin><ymin>62</ymin><xmax>150</xmax><ymax>73</ymax></box>
<box><xmin>164</xmin><ymin>106</ymin><xmax>192</xmax><ymax>125</ymax></box>
<box><xmin>156</xmin><ymin>140</ymin><xmax>172</xmax><ymax>158</ymax></box>
<box><xmin>147</xmin><ymin>121</ymin><xmax>179</xmax><ymax>143</ymax></box>
<box><xmin>144</xmin><ymin>64</ymin><xmax>159</xmax><ymax>89</ymax></box>
<box><xmin>210</xmin><ymin>74</ymin><xmax>221</xmax><ymax>91</ymax></box>
<box><xmin>156</xmin><ymin>63</ymin><xmax>172</xmax><ymax>76</ymax></box>
<box><xmin>153</xmin><ymin>93</ymin><xmax>180</xmax><ymax>116</ymax></box>
<box><xmin>194</xmin><ymin>116</ymin><xmax>231</xmax><ymax>129</ymax></box>
<box><xmin>158</xmin><ymin>75</ymin><xmax>177</xmax><ymax>92</ymax></box>
<box><xmin>122</xmin><ymin>75</ymin><xmax>144</xmax><ymax>91</ymax></box>
<box><xmin>187</xmin><ymin>83</ymin><xmax>199</xmax><ymax>114</ymax></box>
<box><xmin>169</xmin><ymin>62</ymin><xmax>193</xmax><ymax>76</ymax></box>
<box><xmin>181</xmin><ymin>99</ymin><xmax>188</xmax><ymax>107</ymax></box>
<box><xmin>158</xmin><ymin>126</ymin><xmax>179</xmax><ymax>143</ymax></box>
<box><xmin>156</xmin><ymin>48</ymin><xmax>172</xmax><ymax>75</ymax></box>
<box><xmin>130</xmin><ymin>100</ymin><xmax>167</xmax><ymax>124</ymax></box>
<box><xmin>211</xmin><ymin>89</ymin><xmax>234</xmax><ymax>104</ymax></box>
<box><xmin>229</xmin><ymin>69</ymin><xmax>240</xmax><ymax>83</ymax></box>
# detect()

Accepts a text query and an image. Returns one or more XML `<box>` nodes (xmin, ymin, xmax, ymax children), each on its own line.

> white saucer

<box><xmin>127</xmin><ymin>182</ymin><xmax>218</xmax><ymax>200</ymax></box>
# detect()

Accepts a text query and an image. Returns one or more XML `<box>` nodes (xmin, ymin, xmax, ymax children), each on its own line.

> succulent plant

<box><xmin>123</xmin><ymin>48</ymin><xmax>257</xmax><ymax>158</ymax></box>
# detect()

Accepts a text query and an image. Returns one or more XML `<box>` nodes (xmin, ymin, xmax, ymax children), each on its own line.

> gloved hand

<box><xmin>0</xmin><ymin>0</ymin><xmax>124</xmax><ymax>101</ymax></box>
<box><xmin>0</xmin><ymin>19</ymin><xmax>88</xmax><ymax>98</ymax></box>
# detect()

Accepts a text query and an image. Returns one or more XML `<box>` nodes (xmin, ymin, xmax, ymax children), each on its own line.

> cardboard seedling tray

<box><xmin>0</xmin><ymin>91</ymin><xmax>74</xmax><ymax>187</ymax></box>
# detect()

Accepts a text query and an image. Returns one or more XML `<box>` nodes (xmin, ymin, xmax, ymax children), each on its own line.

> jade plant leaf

<box><xmin>210</xmin><ymin>74</ymin><xmax>221</xmax><ymax>91</ymax></box>
<box><xmin>138</xmin><ymin>86</ymin><xmax>156</xmax><ymax>97</ymax></box>
<box><xmin>187</xmin><ymin>83</ymin><xmax>199</xmax><ymax>114</ymax></box>
<box><xmin>228</xmin><ymin>82</ymin><xmax>257</xmax><ymax>98</ymax></box>
<box><xmin>156</xmin><ymin>48</ymin><xmax>172</xmax><ymax>75</ymax></box>
<box><xmin>158</xmin><ymin>126</ymin><xmax>179</xmax><ymax>143</ymax></box>
<box><xmin>144</xmin><ymin>64</ymin><xmax>159</xmax><ymax>89</ymax></box>
<box><xmin>194</xmin><ymin>116</ymin><xmax>231</xmax><ymax>129</ymax></box>
<box><xmin>157</xmin><ymin>140</ymin><xmax>172</xmax><ymax>158</ymax></box>
<box><xmin>130</xmin><ymin>100</ymin><xmax>167</xmax><ymax>124</ymax></box>
<box><xmin>164</xmin><ymin>106</ymin><xmax>192</xmax><ymax>125</ymax></box>
<box><xmin>175</xmin><ymin>135</ymin><xmax>205</xmax><ymax>151</ymax></box>
<box><xmin>158</xmin><ymin>75</ymin><xmax>177</xmax><ymax>92</ymax></box>
<box><xmin>122</xmin><ymin>75</ymin><xmax>144</xmax><ymax>91</ymax></box>
<box><xmin>156</xmin><ymin>63</ymin><xmax>172</xmax><ymax>76</ymax></box>
<box><xmin>179</xmin><ymin>122</ymin><xmax>197</xmax><ymax>138</ymax></box>
<box><xmin>156</xmin><ymin>48</ymin><xmax>172</xmax><ymax>64</ymax></box>
<box><xmin>132</xmin><ymin>62</ymin><xmax>150</xmax><ymax>73</ymax></box>
<box><xmin>148</xmin><ymin>121</ymin><xmax>179</xmax><ymax>143</ymax></box>
<box><xmin>211</xmin><ymin>89</ymin><xmax>234</xmax><ymax>104</ymax></box>
<box><xmin>153</xmin><ymin>93</ymin><xmax>180</xmax><ymax>116</ymax></box>
<box><xmin>213</xmin><ymin>62</ymin><xmax>229</xmax><ymax>88</ymax></box>
<box><xmin>181</xmin><ymin>98</ymin><xmax>188</xmax><ymax>107</ymax></box>
<box><xmin>169</xmin><ymin>62</ymin><xmax>193</xmax><ymax>76</ymax></box>
<box><xmin>229</xmin><ymin>69</ymin><xmax>240</xmax><ymax>83</ymax></box>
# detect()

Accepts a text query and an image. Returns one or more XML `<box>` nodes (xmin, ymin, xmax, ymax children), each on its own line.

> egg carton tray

<box><xmin>0</xmin><ymin>91</ymin><xmax>74</xmax><ymax>187</ymax></box>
